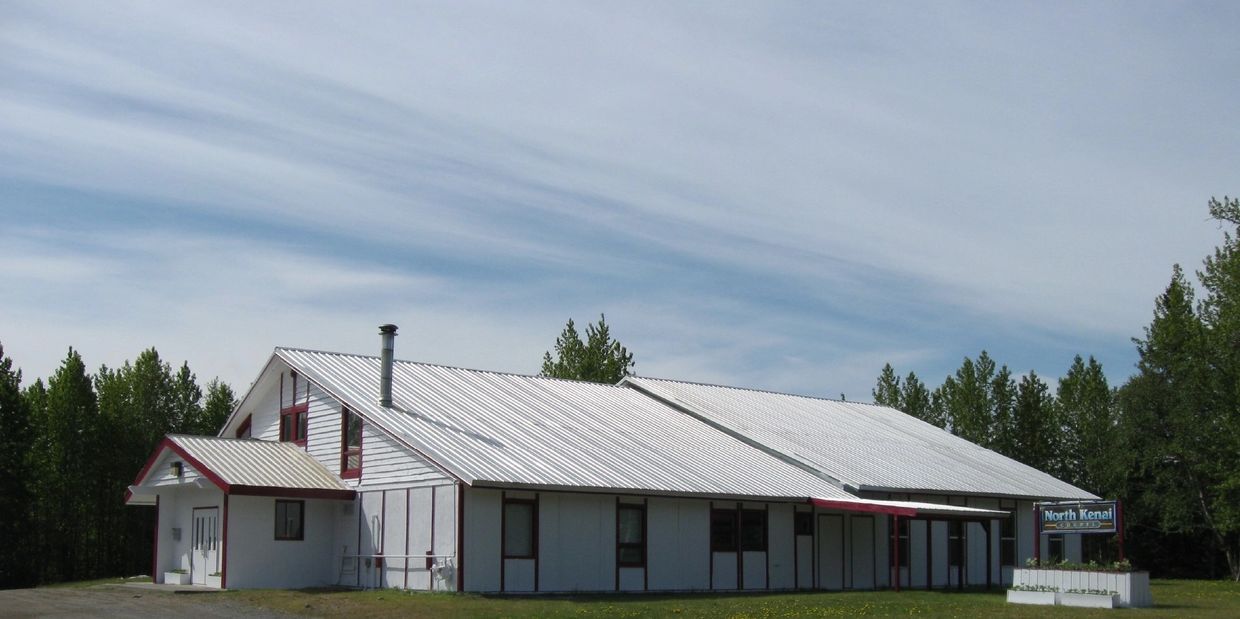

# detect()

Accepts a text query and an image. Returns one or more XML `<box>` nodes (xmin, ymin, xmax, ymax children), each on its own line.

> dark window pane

<box><xmin>618</xmin><ymin>507</ymin><xmax>643</xmax><ymax>544</ymax></box>
<box><xmin>504</xmin><ymin>502</ymin><xmax>534</xmax><ymax>558</ymax></box>
<box><xmin>712</xmin><ymin>511</ymin><xmax>735</xmax><ymax>552</ymax></box>
<box><xmin>740</xmin><ymin>510</ymin><xmax>766</xmax><ymax>552</ymax></box>
<box><xmin>297</xmin><ymin>411</ymin><xmax>308</xmax><ymax>441</ymax></box>
<box><xmin>948</xmin><ymin>521</ymin><xmax>963</xmax><ymax>566</ymax></box>
<box><xmin>275</xmin><ymin>500</ymin><xmax>303</xmax><ymax>540</ymax></box>
<box><xmin>618</xmin><ymin>546</ymin><xmax>643</xmax><ymax>566</ymax></box>
<box><xmin>346</xmin><ymin>412</ymin><xmax>362</xmax><ymax>448</ymax></box>
<box><xmin>794</xmin><ymin>512</ymin><xmax>813</xmax><ymax>536</ymax></box>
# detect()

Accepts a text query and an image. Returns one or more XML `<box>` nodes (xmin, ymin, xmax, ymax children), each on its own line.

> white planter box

<box><xmin>1007</xmin><ymin>590</ymin><xmax>1058</xmax><ymax>606</ymax></box>
<box><xmin>163</xmin><ymin>571</ymin><xmax>190</xmax><ymax>585</ymax></box>
<box><xmin>206</xmin><ymin>574</ymin><xmax>222</xmax><ymax>588</ymax></box>
<box><xmin>1012</xmin><ymin>568</ymin><xmax>1152</xmax><ymax>608</ymax></box>
<box><xmin>1061</xmin><ymin>592</ymin><xmax>1119</xmax><ymax>608</ymax></box>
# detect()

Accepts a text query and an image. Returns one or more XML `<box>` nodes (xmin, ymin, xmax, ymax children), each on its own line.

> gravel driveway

<box><xmin>0</xmin><ymin>584</ymin><xmax>290</xmax><ymax>619</ymax></box>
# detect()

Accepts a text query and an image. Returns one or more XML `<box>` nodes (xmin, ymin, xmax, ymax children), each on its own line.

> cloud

<box><xmin>2</xmin><ymin>0</ymin><xmax>1237</xmax><ymax>400</ymax></box>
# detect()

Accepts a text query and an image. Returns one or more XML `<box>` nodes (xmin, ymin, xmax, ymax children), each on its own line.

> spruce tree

<box><xmin>899</xmin><ymin>372</ymin><xmax>936</xmax><ymax>426</ymax></box>
<box><xmin>872</xmin><ymin>363</ymin><xmax>901</xmax><ymax>407</ymax></box>
<box><xmin>0</xmin><ymin>344</ymin><xmax>33</xmax><ymax>587</ymax></box>
<box><xmin>541</xmin><ymin>314</ymin><xmax>635</xmax><ymax>383</ymax></box>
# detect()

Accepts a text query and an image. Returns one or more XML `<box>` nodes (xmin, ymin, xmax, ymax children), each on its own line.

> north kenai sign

<box><xmin>1040</xmin><ymin>502</ymin><xmax>1118</xmax><ymax>534</ymax></box>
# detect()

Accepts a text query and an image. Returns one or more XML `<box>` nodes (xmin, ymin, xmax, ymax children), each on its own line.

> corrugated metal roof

<box><xmin>624</xmin><ymin>376</ymin><xmax>1097</xmax><ymax>501</ymax></box>
<box><xmin>276</xmin><ymin>348</ymin><xmax>857</xmax><ymax>502</ymax></box>
<box><xmin>168</xmin><ymin>434</ymin><xmax>352</xmax><ymax>493</ymax></box>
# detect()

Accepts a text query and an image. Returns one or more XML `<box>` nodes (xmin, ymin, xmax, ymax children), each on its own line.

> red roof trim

<box><xmin>129</xmin><ymin>437</ymin><xmax>231</xmax><ymax>494</ymax></box>
<box><xmin>810</xmin><ymin>498</ymin><xmax>917</xmax><ymax>517</ymax></box>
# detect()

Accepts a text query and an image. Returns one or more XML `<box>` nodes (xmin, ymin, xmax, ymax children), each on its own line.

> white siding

<box><xmin>768</xmin><ymin>503</ymin><xmax>795</xmax><ymax>589</ymax></box>
<box><xmin>226</xmin><ymin>496</ymin><xmax>337</xmax><ymax>589</ymax></box>
<box><xmin>647</xmin><ymin>497</ymin><xmax>710</xmax><ymax>591</ymax></box>
<box><xmin>538</xmin><ymin>493</ymin><xmax>613</xmax><ymax>592</ymax></box>
<box><xmin>358</xmin><ymin>424</ymin><xmax>450</xmax><ymax>490</ymax></box>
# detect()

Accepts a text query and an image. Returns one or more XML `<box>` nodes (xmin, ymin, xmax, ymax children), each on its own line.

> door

<box><xmin>817</xmin><ymin>514</ymin><xmax>844</xmax><ymax>590</ymax></box>
<box><xmin>191</xmin><ymin>507</ymin><xmax>219</xmax><ymax>585</ymax></box>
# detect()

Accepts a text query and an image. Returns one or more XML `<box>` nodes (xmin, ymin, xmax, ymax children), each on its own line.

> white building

<box><xmin>126</xmin><ymin>326</ymin><xmax>1095</xmax><ymax>591</ymax></box>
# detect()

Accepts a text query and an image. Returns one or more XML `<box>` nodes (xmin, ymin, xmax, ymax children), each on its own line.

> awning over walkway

<box><xmin>811</xmin><ymin>497</ymin><xmax>1007</xmax><ymax>519</ymax></box>
<box><xmin>126</xmin><ymin>434</ymin><xmax>357</xmax><ymax>505</ymax></box>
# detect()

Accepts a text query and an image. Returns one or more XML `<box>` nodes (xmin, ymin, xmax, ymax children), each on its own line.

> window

<box><xmin>235</xmin><ymin>415</ymin><xmax>252</xmax><ymax>439</ymax></box>
<box><xmin>341</xmin><ymin>408</ymin><xmax>362</xmax><ymax>478</ymax></box>
<box><xmin>794</xmin><ymin>511</ymin><xmax>813</xmax><ymax>536</ymax></box>
<box><xmin>503</xmin><ymin>499</ymin><xmax>535</xmax><ymax>559</ymax></box>
<box><xmin>896</xmin><ymin>518</ymin><xmax>910</xmax><ymax>568</ymax></box>
<box><xmin>279</xmin><ymin>372</ymin><xmax>309</xmax><ymax>445</ymax></box>
<box><xmin>1047</xmin><ymin>534</ymin><xmax>1064</xmax><ymax>564</ymax></box>
<box><xmin>740</xmin><ymin>509</ymin><xmax>767</xmax><ymax>552</ymax></box>
<box><xmin>948</xmin><ymin>520</ymin><xmax>963</xmax><ymax>567</ymax></box>
<box><xmin>617</xmin><ymin>503</ymin><xmax>645</xmax><ymax>567</ymax></box>
<box><xmin>710</xmin><ymin>509</ymin><xmax>738</xmax><ymax>552</ymax></box>
<box><xmin>1000</xmin><ymin>502</ymin><xmax>1016</xmax><ymax>566</ymax></box>
<box><xmin>275</xmin><ymin>500</ymin><xmax>304</xmax><ymax>541</ymax></box>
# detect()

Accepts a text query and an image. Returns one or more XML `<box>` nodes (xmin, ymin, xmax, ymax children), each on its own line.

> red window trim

<box><xmin>279</xmin><ymin>372</ymin><xmax>310</xmax><ymax>446</ymax></box>
<box><xmin>341</xmin><ymin>407</ymin><xmax>362</xmax><ymax>479</ymax></box>
<box><xmin>235</xmin><ymin>414</ymin><xmax>252</xmax><ymax>439</ymax></box>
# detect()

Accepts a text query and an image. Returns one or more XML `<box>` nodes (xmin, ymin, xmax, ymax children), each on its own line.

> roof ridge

<box><xmin>630</xmin><ymin>375</ymin><xmax>889</xmax><ymax>408</ymax></box>
<box><xmin>276</xmin><ymin>347</ymin><xmax>631</xmax><ymax>389</ymax></box>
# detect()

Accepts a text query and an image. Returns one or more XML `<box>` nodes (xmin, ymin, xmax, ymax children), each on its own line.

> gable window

<box><xmin>275</xmin><ymin>500</ymin><xmax>304</xmax><ymax>541</ymax></box>
<box><xmin>235</xmin><ymin>414</ymin><xmax>252</xmax><ymax>439</ymax></box>
<box><xmin>740</xmin><ymin>509</ymin><xmax>767</xmax><ymax>552</ymax></box>
<box><xmin>279</xmin><ymin>372</ymin><xmax>309</xmax><ymax>445</ymax></box>
<box><xmin>617</xmin><ymin>503</ymin><xmax>645</xmax><ymax>567</ymax></box>
<box><xmin>710</xmin><ymin>509</ymin><xmax>737</xmax><ymax>552</ymax></box>
<box><xmin>503</xmin><ymin>499</ymin><xmax>536</xmax><ymax>559</ymax></box>
<box><xmin>341</xmin><ymin>408</ymin><xmax>362</xmax><ymax>478</ymax></box>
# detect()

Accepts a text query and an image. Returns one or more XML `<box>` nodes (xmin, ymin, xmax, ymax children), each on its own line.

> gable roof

<box><xmin>128</xmin><ymin>435</ymin><xmax>356</xmax><ymax>503</ymax></box>
<box><xmin>275</xmin><ymin>348</ymin><xmax>860</xmax><ymax>502</ymax></box>
<box><xmin>623</xmin><ymin>376</ymin><xmax>1097</xmax><ymax>501</ymax></box>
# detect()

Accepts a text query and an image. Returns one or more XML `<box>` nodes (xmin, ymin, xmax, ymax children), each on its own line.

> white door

<box><xmin>851</xmin><ymin>516</ymin><xmax>876</xmax><ymax>589</ymax></box>
<box><xmin>191</xmin><ymin>507</ymin><xmax>219</xmax><ymax>585</ymax></box>
<box><xmin>817</xmin><ymin>514</ymin><xmax>844</xmax><ymax>590</ymax></box>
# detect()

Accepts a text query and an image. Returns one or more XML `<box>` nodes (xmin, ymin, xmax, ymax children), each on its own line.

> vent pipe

<box><xmin>379</xmin><ymin>324</ymin><xmax>397</xmax><ymax>407</ymax></box>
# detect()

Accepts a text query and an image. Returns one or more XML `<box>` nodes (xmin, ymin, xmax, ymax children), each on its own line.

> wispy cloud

<box><xmin>2</xmin><ymin>1</ymin><xmax>1237</xmax><ymax>399</ymax></box>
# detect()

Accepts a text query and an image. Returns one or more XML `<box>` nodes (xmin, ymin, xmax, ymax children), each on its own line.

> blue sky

<box><xmin>1</xmin><ymin>1</ymin><xmax>1237</xmax><ymax>401</ymax></box>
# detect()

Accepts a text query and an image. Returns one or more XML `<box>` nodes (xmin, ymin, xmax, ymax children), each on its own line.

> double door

<box><xmin>191</xmin><ymin>507</ymin><xmax>219</xmax><ymax>585</ymax></box>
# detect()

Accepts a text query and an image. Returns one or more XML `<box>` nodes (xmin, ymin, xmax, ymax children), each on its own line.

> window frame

<box><xmin>235</xmin><ymin>414</ymin><xmax>252</xmax><ymax>439</ymax></box>
<box><xmin>616</xmin><ymin>502</ymin><xmax>646</xmax><ymax>568</ymax></box>
<box><xmin>279</xmin><ymin>372</ymin><xmax>310</xmax><ymax>446</ymax></box>
<box><xmin>740</xmin><ymin>509</ymin><xmax>768</xmax><ymax>552</ymax></box>
<box><xmin>948</xmin><ymin>520</ymin><xmax>964</xmax><ymax>567</ymax></box>
<box><xmin>340</xmin><ymin>407</ymin><xmax>362</xmax><ymax>479</ymax></box>
<box><xmin>710</xmin><ymin>508</ymin><xmax>738</xmax><ymax>552</ymax></box>
<box><xmin>502</xmin><ymin>498</ymin><xmax>537</xmax><ymax>559</ymax></box>
<box><xmin>896</xmin><ymin>517</ymin><xmax>910</xmax><ymax>568</ymax></box>
<box><xmin>274</xmin><ymin>500</ymin><xmax>305</xmax><ymax>541</ymax></box>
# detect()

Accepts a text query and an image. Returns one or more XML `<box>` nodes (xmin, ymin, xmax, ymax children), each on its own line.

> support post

<box><xmin>1032</xmin><ymin>503</ymin><xmax>1041</xmax><ymax>564</ymax></box>
<box><xmin>983</xmin><ymin>520</ymin><xmax>992</xmax><ymax>590</ymax></box>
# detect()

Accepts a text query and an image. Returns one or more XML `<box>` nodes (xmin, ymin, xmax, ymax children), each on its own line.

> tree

<box><xmin>1057</xmin><ymin>355</ymin><xmax>1114</xmax><ymax>495</ymax></box>
<box><xmin>541</xmin><ymin>314</ymin><xmax>635</xmax><ymax>383</ymax></box>
<box><xmin>872</xmin><ymin>363</ymin><xmax>901</xmax><ymax>407</ymax></box>
<box><xmin>989</xmin><ymin>365</ymin><xmax>1017</xmax><ymax>457</ymax></box>
<box><xmin>938</xmin><ymin>353</ymin><xmax>996</xmax><ymax>445</ymax></box>
<box><xmin>0</xmin><ymin>343</ymin><xmax>34</xmax><ymax>587</ymax></box>
<box><xmin>197</xmin><ymin>379</ymin><xmax>237</xmax><ymax>435</ymax></box>
<box><xmin>1012</xmin><ymin>370</ymin><xmax>1055</xmax><ymax>473</ymax></box>
<box><xmin>899</xmin><ymin>372</ymin><xmax>937</xmax><ymax>426</ymax></box>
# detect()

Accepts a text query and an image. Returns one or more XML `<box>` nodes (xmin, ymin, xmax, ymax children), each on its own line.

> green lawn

<box><xmin>226</xmin><ymin>579</ymin><xmax>1240</xmax><ymax>618</ymax></box>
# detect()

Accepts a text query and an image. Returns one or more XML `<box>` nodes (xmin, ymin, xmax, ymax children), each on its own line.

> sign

<box><xmin>1039</xmin><ymin>501</ymin><xmax>1117</xmax><ymax>534</ymax></box>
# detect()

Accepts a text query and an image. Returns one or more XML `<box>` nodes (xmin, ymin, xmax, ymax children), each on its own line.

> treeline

<box><xmin>0</xmin><ymin>346</ymin><xmax>235</xmax><ymax>589</ymax></box>
<box><xmin>873</xmin><ymin>197</ymin><xmax>1240</xmax><ymax>581</ymax></box>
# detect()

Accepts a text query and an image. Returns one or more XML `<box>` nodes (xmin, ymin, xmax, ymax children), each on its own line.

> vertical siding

<box><xmin>767</xmin><ymin>503</ymin><xmax>794</xmax><ymax>589</ymax></box>
<box><xmin>464</xmin><ymin>487</ymin><xmax>502</xmax><ymax>592</ymax></box>
<box><xmin>646</xmin><ymin>497</ymin><xmax>709</xmax><ymax>591</ymax></box>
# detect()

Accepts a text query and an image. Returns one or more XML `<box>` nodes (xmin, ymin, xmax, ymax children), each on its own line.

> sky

<box><xmin>2</xmin><ymin>1</ymin><xmax>1238</xmax><ymax>402</ymax></box>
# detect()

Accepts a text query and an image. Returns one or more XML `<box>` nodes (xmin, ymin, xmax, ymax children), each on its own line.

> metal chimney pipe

<box><xmin>378</xmin><ymin>324</ymin><xmax>397</xmax><ymax>407</ymax></box>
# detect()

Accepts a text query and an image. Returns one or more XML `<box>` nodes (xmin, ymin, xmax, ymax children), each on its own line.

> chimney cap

<box><xmin>379</xmin><ymin>324</ymin><xmax>398</xmax><ymax>335</ymax></box>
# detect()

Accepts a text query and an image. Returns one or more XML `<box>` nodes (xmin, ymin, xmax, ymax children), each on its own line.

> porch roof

<box><xmin>811</xmin><ymin>497</ymin><xmax>1008</xmax><ymax>519</ymax></box>
<box><xmin>126</xmin><ymin>435</ymin><xmax>356</xmax><ymax>504</ymax></box>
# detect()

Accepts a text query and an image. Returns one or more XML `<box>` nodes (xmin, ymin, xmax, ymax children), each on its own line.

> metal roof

<box><xmin>276</xmin><ymin>348</ymin><xmax>858</xmax><ymax>502</ymax></box>
<box><xmin>624</xmin><ymin>376</ymin><xmax>1097</xmax><ymax>501</ymax></box>
<box><xmin>164</xmin><ymin>434</ymin><xmax>353</xmax><ymax>495</ymax></box>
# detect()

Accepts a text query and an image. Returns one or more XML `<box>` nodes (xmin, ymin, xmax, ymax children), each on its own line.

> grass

<box><xmin>224</xmin><ymin>579</ymin><xmax>1240</xmax><ymax>618</ymax></box>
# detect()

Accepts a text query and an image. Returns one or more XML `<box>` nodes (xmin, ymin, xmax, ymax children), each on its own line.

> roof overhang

<box><xmin>811</xmin><ymin>497</ymin><xmax>1007</xmax><ymax>520</ymax></box>
<box><xmin>125</xmin><ymin>437</ymin><xmax>357</xmax><ymax>505</ymax></box>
